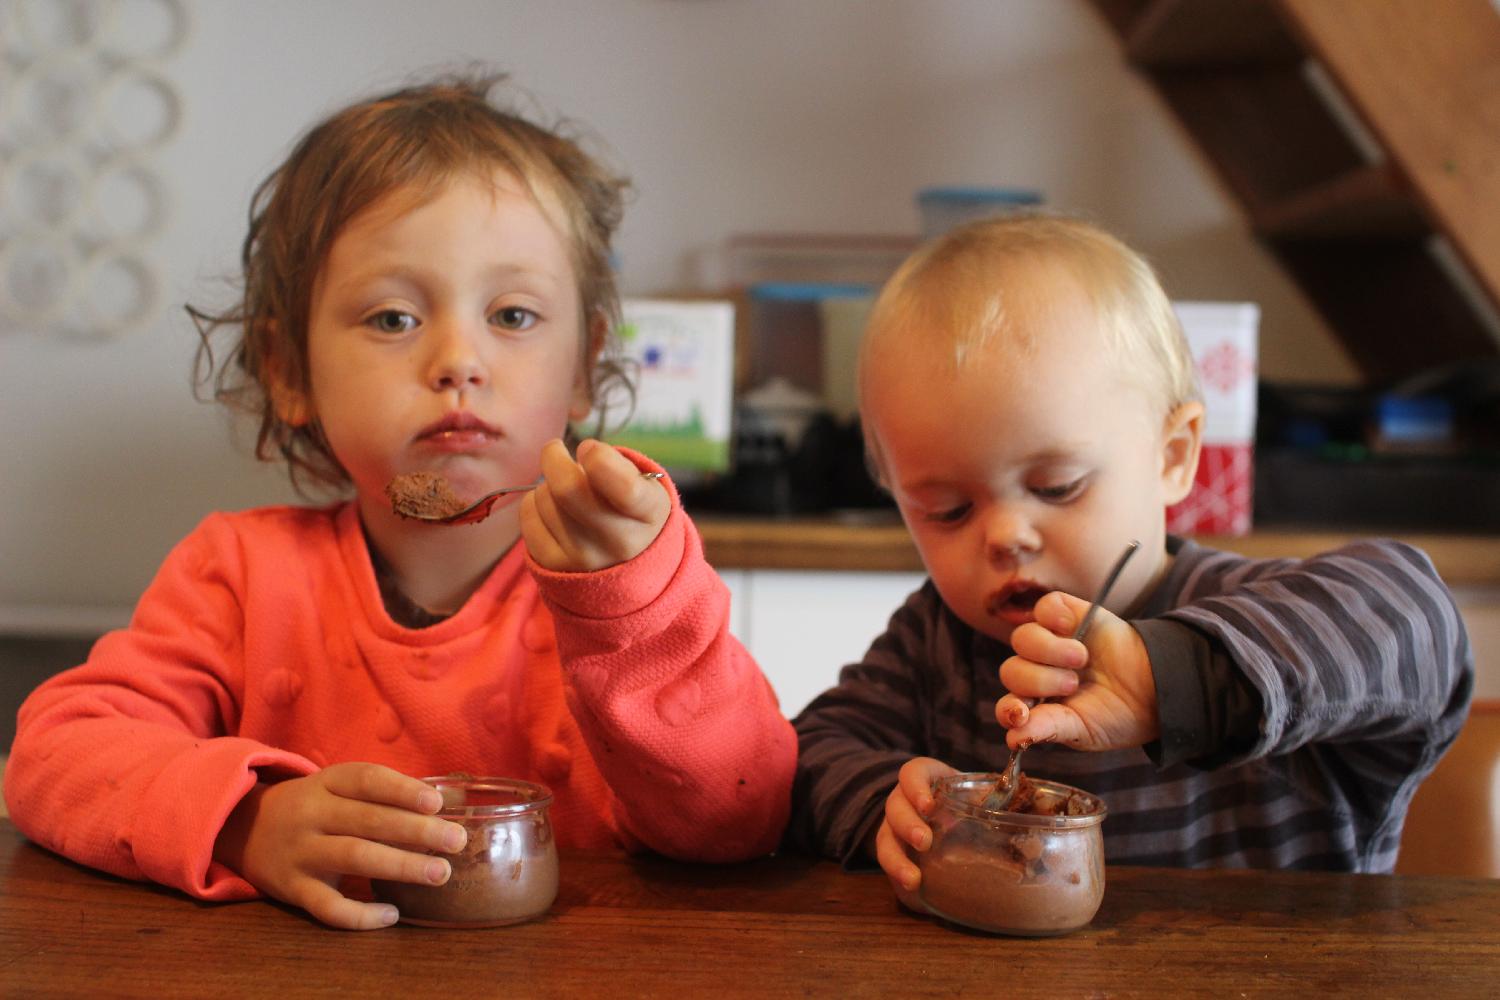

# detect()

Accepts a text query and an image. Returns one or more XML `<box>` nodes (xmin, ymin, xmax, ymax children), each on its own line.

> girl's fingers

<box><xmin>317</xmin><ymin>762</ymin><xmax>439</xmax><ymax>813</ymax></box>
<box><xmin>576</xmin><ymin>440</ymin><xmax>664</xmax><ymax>521</ymax></box>
<box><xmin>322</xmin><ymin>798</ymin><xmax>467</xmax><ymax>855</ymax></box>
<box><xmin>291</xmin><ymin>878</ymin><xmax>400</xmax><ymax>932</ymax></box>
<box><xmin>313</xmin><ymin>834</ymin><xmax>454</xmax><ymax>888</ymax></box>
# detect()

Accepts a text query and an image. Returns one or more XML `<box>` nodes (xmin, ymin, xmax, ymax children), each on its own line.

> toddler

<box><xmin>787</xmin><ymin>215</ymin><xmax>1473</xmax><ymax>906</ymax></box>
<box><xmin>5</xmin><ymin>74</ymin><xmax>796</xmax><ymax>930</ymax></box>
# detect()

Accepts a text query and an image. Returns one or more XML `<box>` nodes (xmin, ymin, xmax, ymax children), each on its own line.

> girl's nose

<box><xmin>983</xmin><ymin>505</ymin><xmax>1041</xmax><ymax>564</ymax></box>
<box><xmin>426</xmin><ymin>319</ymin><xmax>487</xmax><ymax>392</ymax></box>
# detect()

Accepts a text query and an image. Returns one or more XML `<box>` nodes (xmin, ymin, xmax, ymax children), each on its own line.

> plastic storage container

<box><xmin>916</xmin><ymin>186</ymin><xmax>1043</xmax><ymax>238</ymax></box>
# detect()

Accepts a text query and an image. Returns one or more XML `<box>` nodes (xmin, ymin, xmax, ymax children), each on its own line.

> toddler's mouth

<box><xmin>984</xmin><ymin>583</ymin><xmax>1048</xmax><ymax>621</ymax></box>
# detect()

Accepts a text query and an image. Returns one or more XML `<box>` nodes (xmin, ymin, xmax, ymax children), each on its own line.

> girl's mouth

<box><xmin>415</xmin><ymin>412</ymin><xmax>501</xmax><ymax>451</ymax></box>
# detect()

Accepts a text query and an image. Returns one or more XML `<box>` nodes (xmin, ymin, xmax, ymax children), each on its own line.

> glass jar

<box><xmin>917</xmin><ymin>772</ymin><xmax>1106</xmax><ymax>936</ymax></box>
<box><xmin>371</xmin><ymin>776</ymin><xmax>558</xmax><ymax>928</ymax></box>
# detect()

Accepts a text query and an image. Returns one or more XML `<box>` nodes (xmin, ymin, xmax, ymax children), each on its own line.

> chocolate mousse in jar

<box><xmin>371</xmin><ymin>776</ymin><xmax>558</xmax><ymax>928</ymax></box>
<box><xmin>917</xmin><ymin>772</ymin><xmax>1106</xmax><ymax>936</ymax></box>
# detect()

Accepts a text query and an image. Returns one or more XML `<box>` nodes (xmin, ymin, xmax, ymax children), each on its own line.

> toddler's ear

<box><xmin>1159</xmin><ymin>401</ymin><xmax>1204</xmax><ymax>504</ymax></box>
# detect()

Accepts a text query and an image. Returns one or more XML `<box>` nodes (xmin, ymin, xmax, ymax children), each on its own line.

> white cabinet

<box><xmin>722</xmin><ymin>569</ymin><xmax>928</xmax><ymax>717</ymax></box>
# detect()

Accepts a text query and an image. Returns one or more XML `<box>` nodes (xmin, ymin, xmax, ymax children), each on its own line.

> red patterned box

<box><xmin>1166</xmin><ymin>303</ymin><xmax>1259</xmax><ymax>537</ymax></box>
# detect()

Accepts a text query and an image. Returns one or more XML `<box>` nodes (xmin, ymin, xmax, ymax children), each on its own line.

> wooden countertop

<box><xmin>695</xmin><ymin>513</ymin><xmax>1500</xmax><ymax>586</ymax></box>
<box><xmin>4</xmin><ymin>820</ymin><xmax>1499</xmax><ymax>997</ymax></box>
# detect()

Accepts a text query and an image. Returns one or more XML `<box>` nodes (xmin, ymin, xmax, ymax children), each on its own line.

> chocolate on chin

<box><xmin>385</xmin><ymin>472</ymin><xmax>466</xmax><ymax>520</ymax></box>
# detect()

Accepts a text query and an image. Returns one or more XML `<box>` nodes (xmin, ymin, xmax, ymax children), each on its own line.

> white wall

<box><xmin>0</xmin><ymin>0</ymin><xmax>1358</xmax><ymax>624</ymax></box>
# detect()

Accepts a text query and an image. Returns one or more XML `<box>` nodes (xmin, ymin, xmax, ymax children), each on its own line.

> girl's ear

<box><xmin>569</xmin><ymin>308</ymin><xmax>608</xmax><ymax>422</ymax></box>
<box><xmin>264</xmin><ymin>332</ymin><xmax>313</xmax><ymax>427</ymax></box>
<box><xmin>1160</xmin><ymin>400</ymin><xmax>1204</xmax><ymax>505</ymax></box>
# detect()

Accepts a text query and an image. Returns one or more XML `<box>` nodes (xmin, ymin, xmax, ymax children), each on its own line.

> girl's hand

<box><xmin>521</xmin><ymin>438</ymin><xmax>670</xmax><ymax>572</ymax></box>
<box><xmin>211</xmin><ymin>762</ymin><xmax>468</xmax><ymax>931</ymax></box>
<box><xmin>995</xmin><ymin>591</ymin><xmax>1160</xmax><ymax>753</ymax></box>
<box><xmin>873</xmin><ymin>757</ymin><xmax>957</xmax><ymax>912</ymax></box>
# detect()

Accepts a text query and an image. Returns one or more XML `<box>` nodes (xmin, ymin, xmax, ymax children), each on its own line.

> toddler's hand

<box><xmin>874</xmin><ymin>756</ymin><xmax>957</xmax><ymax>913</ymax></box>
<box><xmin>211</xmin><ymin>762</ymin><xmax>468</xmax><ymax>931</ymax></box>
<box><xmin>521</xmin><ymin>438</ymin><xmax>670</xmax><ymax>572</ymax></box>
<box><xmin>995</xmin><ymin>591</ymin><xmax>1159</xmax><ymax>753</ymax></box>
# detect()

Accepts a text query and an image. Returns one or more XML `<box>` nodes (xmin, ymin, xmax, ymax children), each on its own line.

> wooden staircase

<box><xmin>1086</xmin><ymin>0</ymin><xmax>1500</xmax><ymax>384</ymax></box>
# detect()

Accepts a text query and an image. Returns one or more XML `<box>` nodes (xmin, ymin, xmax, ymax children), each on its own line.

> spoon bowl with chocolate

<box><xmin>386</xmin><ymin>470</ymin><xmax>665</xmax><ymax>526</ymax></box>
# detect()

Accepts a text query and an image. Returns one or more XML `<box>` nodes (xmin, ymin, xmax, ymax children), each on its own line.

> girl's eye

<box><xmin>492</xmin><ymin>306</ymin><xmax>537</xmax><ymax>331</ymax></box>
<box><xmin>368</xmin><ymin>310</ymin><xmax>418</xmax><ymax>334</ymax></box>
<box><xmin>1033</xmin><ymin>478</ymin><xmax>1086</xmax><ymax>503</ymax></box>
<box><xmin>925</xmin><ymin>502</ymin><xmax>973</xmax><ymax>525</ymax></box>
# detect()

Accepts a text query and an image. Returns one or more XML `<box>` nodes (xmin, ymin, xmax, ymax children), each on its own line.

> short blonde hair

<box><xmin>859</xmin><ymin>213</ymin><xmax>1200</xmax><ymax>414</ymax></box>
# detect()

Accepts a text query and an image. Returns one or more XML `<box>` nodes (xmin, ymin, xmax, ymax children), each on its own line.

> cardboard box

<box><xmin>1166</xmin><ymin>302</ymin><xmax>1260</xmax><ymax>537</ymax></box>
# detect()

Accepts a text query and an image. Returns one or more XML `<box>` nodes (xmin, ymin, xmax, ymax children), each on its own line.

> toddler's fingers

<box><xmin>314</xmin><ymin>834</ymin><xmax>453</xmax><ymax>890</ymax></box>
<box><xmin>996</xmin><ymin>692</ymin><xmax>1032</xmax><ymax>730</ymax></box>
<box><xmin>1009</xmin><ymin>621</ymin><xmax>1088</xmax><ymax>670</ymax></box>
<box><xmin>998</xmin><ymin>653</ymin><xmax>1081</xmax><ymax>700</ymax></box>
<box><xmin>874</xmin><ymin>820</ymin><xmax>923</xmax><ymax>894</ymax></box>
<box><xmin>884</xmin><ymin>785</ymin><xmax>932</xmax><ymax>852</ymax></box>
<box><xmin>1002</xmin><ymin>702</ymin><xmax>1088</xmax><ymax>752</ymax></box>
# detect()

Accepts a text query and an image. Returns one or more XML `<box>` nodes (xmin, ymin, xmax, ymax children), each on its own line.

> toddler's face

<box><xmin>862</xmin><ymin>266</ymin><xmax>1192</xmax><ymax>645</ymax></box>
<box><xmin>291</xmin><ymin>169</ymin><xmax>591</xmax><ymax>530</ymax></box>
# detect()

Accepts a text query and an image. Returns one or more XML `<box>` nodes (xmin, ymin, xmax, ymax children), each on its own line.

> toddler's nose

<box><xmin>983</xmin><ymin>507</ymin><xmax>1040</xmax><ymax>563</ymax></box>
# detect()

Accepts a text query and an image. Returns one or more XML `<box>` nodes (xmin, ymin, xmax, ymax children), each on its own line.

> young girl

<box><xmin>5</xmin><ymin>74</ymin><xmax>796</xmax><ymax>930</ymax></box>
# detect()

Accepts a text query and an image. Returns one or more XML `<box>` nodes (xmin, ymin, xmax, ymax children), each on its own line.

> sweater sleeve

<box><xmin>528</xmin><ymin>460</ymin><xmax>796</xmax><ymax>863</ymax></box>
<box><xmin>1160</xmin><ymin>540</ymin><xmax>1473</xmax><ymax>840</ymax></box>
<box><xmin>785</xmin><ymin>588</ymin><xmax>936</xmax><ymax>867</ymax></box>
<box><xmin>3</xmin><ymin>516</ymin><xmax>317</xmax><ymax>900</ymax></box>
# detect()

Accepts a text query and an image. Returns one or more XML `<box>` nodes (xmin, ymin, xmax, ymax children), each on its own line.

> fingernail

<box><xmin>903</xmin><ymin>872</ymin><xmax>920</xmax><ymax>892</ymax></box>
<box><xmin>426</xmin><ymin>859</ymin><xmax>451</xmax><ymax>885</ymax></box>
<box><xmin>913</xmin><ymin>828</ymin><xmax>931</xmax><ymax>851</ymax></box>
<box><xmin>442</xmin><ymin>823</ymin><xmax>467</xmax><ymax>852</ymax></box>
<box><xmin>417</xmin><ymin>789</ymin><xmax>442</xmax><ymax>813</ymax></box>
<box><xmin>378</xmin><ymin>906</ymin><xmax>399</xmax><ymax>926</ymax></box>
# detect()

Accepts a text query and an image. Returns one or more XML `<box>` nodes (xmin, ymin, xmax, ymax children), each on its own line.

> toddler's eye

<box><xmin>925</xmin><ymin>502</ymin><xmax>972</xmax><ymax>525</ymax></box>
<box><xmin>1033</xmin><ymin>478</ymin><xmax>1086</xmax><ymax>503</ymax></box>
<box><xmin>493</xmin><ymin>306</ymin><xmax>537</xmax><ymax>331</ymax></box>
<box><xmin>368</xmin><ymin>310</ymin><xmax>417</xmax><ymax>334</ymax></box>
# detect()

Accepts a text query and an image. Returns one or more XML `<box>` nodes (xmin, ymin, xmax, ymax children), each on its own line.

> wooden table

<box><xmin>2</xmin><ymin>820</ymin><xmax>1496</xmax><ymax>998</ymax></box>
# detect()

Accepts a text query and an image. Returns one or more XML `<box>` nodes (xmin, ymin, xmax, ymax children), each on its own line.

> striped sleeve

<box><xmin>786</xmin><ymin>586</ymin><xmax>936</xmax><ymax>866</ymax></box>
<box><xmin>1163</xmin><ymin>540</ymin><xmax>1474</xmax><ymax>856</ymax></box>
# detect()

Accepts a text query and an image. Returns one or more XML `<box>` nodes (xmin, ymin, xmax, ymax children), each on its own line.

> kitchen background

<box><xmin>0</xmin><ymin>1</ymin><xmax>1495</xmax><ymax>741</ymax></box>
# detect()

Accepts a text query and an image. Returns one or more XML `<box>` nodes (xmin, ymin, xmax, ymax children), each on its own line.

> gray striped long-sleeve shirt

<box><xmin>787</xmin><ymin>536</ymin><xmax>1474</xmax><ymax>872</ymax></box>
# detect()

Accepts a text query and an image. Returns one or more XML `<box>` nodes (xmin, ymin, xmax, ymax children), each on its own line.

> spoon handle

<box><xmin>982</xmin><ymin>539</ymin><xmax>1142</xmax><ymax>812</ymax></box>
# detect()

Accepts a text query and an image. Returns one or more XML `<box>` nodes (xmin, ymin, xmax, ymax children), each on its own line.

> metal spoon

<box><xmin>389</xmin><ymin>471</ymin><xmax>664</xmax><ymax>526</ymax></box>
<box><xmin>981</xmin><ymin>539</ymin><xmax>1141</xmax><ymax>813</ymax></box>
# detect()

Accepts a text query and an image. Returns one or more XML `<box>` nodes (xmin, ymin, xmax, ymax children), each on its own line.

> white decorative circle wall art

<box><xmin>0</xmin><ymin>0</ymin><xmax>189</xmax><ymax>340</ymax></box>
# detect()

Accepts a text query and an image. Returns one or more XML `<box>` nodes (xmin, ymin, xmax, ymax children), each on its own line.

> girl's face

<box><xmin>861</xmin><ymin>261</ymin><xmax>1199</xmax><ymax>646</ymax></box>
<box><xmin>289</xmin><ymin>170</ymin><xmax>592</xmax><ymax>531</ymax></box>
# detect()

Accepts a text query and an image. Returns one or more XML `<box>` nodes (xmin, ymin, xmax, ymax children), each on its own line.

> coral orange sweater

<box><xmin>5</xmin><ymin>493</ymin><xmax>795</xmax><ymax>901</ymax></box>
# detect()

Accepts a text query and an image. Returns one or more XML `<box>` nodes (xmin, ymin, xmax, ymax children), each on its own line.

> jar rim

<box><xmin>418</xmin><ymin>775</ymin><xmax>553</xmax><ymax>818</ymax></box>
<box><xmin>934</xmin><ymin>772</ymin><xmax>1106</xmax><ymax>828</ymax></box>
